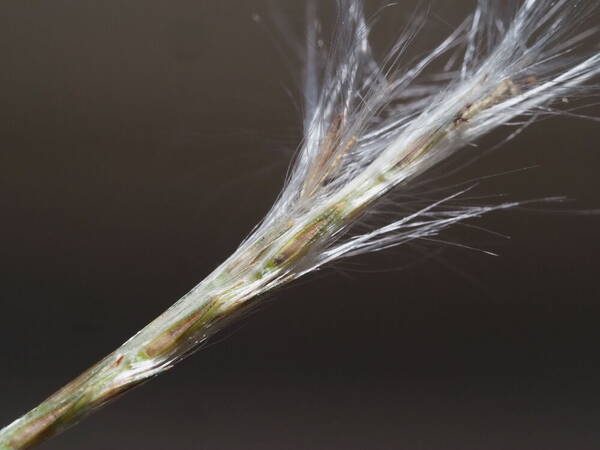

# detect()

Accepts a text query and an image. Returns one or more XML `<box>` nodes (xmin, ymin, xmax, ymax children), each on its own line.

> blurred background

<box><xmin>1</xmin><ymin>1</ymin><xmax>600</xmax><ymax>449</ymax></box>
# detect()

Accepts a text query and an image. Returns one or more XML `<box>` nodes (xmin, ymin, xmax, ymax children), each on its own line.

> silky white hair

<box><xmin>237</xmin><ymin>0</ymin><xmax>600</xmax><ymax>277</ymax></box>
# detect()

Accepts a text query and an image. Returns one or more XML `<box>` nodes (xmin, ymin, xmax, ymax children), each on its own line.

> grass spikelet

<box><xmin>1</xmin><ymin>1</ymin><xmax>599</xmax><ymax>448</ymax></box>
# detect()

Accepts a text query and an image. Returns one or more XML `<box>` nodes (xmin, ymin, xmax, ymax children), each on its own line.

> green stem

<box><xmin>0</xmin><ymin>79</ymin><xmax>514</xmax><ymax>449</ymax></box>
<box><xmin>0</xmin><ymin>286</ymin><xmax>251</xmax><ymax>449</ymax></box>
<box><xmin>0</xmin><ymin>353</ymin><xmax>136</xmax><ymax>449</ymax></box>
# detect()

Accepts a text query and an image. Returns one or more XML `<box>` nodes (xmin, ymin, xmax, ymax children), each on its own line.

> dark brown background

<box><xmin>1</xmin><ymin>1</ymin><xmax>600</xmax><ymax>449</ymax></box>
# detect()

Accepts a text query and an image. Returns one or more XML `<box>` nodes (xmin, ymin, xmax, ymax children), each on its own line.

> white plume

<box><xmin>241</xmin><ymin>0</ymin><xmax>600</xmax><ymax>278</ymax></box>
